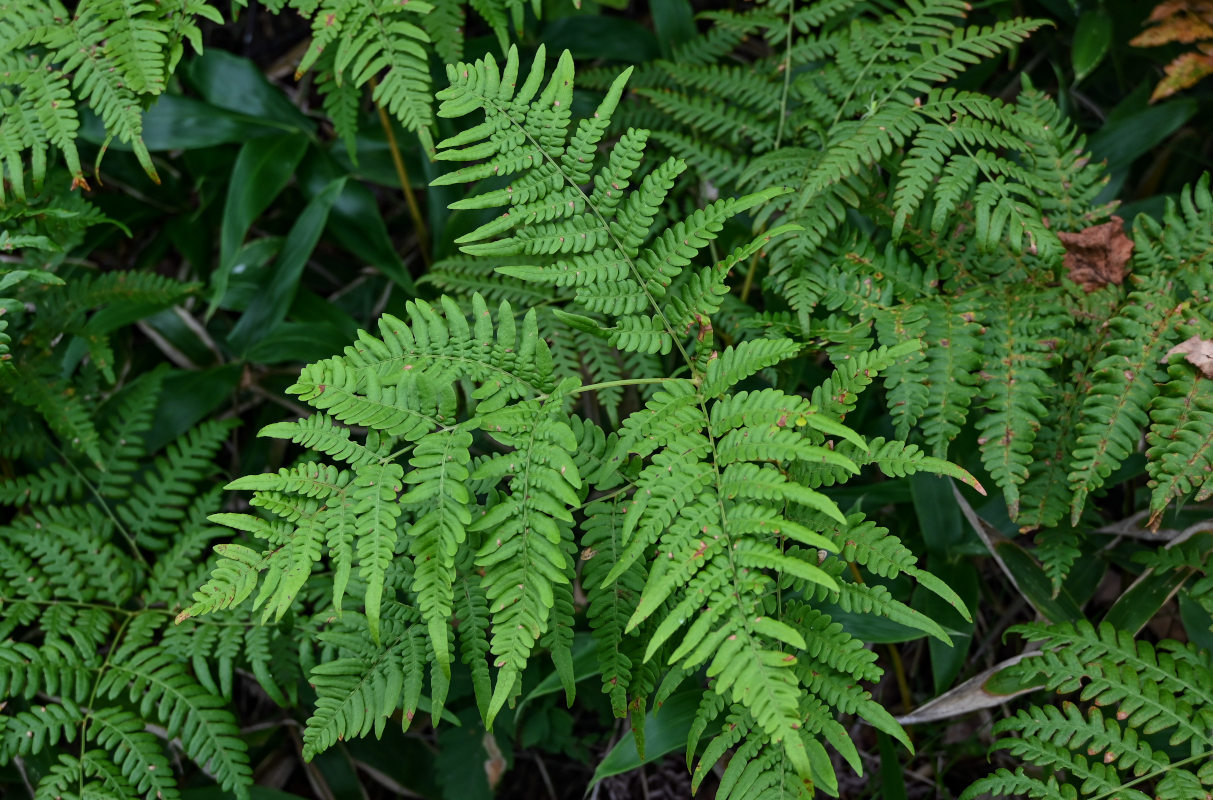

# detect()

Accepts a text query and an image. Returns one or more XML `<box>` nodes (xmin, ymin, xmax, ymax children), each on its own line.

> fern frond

<box><xmin>1146</xmin><ymin>360</ymin><xmax>1213</xmax><ymax>525</ymax></box>
<box><xmin>472</xmin><ymin>389</ymin><xmax>582</xmax><ymax>723</ymax></box>
<box><xmin>967</xmin><ymin>621</ymin><xmax>1213</xmax><ymax>799</ymax></box>
<box><xmin>434</xmin><ymin>45</ymin><xmax>796</xmax><ymax>355</ymax></box>
<box><xmin>96</xmin><ymin>648</ymin><xmax>252</xmax><ymax>796</ymax></box>
<box><xmin>1013</xmin><ymin>621</ymin><xmax>1213</xmax><ymax>743</ymax></box>
<box><xmin>1132</xmin><ymin>174</ymin><xmax>1213</xmax><ymax>299</ymax></box>
<box><xmin>302</xmin><ymin>608</ymin><xmax>429</xmax><ymax>759</ymax></box>
<box><xmin>86</xmin><ymin>707</ymin><xmax>179</xmax><ymax>800</ymax></box>
<box><xmin>294</xmin><ymin>0</ymin><xmax>435</xmax><ymax>151</ymax></box>
<box><xmin>977</xmin><ymin>289</ymin><xmax>1064</xmax><ymax>519</ymax></box>
<box><xmin>1067</xmin><ymin>278</ymin><xmax>1187</xmax><ymax>524</ymax></box>
<box><xmin>402</xmin><ymin>427</ymin><xmax>472</xmax><ymax>680</ymax></box>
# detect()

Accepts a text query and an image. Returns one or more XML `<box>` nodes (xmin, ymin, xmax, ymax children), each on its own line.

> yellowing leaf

<box><xmin>1152</xmin><ymin>45</ymin><xmax>1213</xmax><ymax>101</ymax></box>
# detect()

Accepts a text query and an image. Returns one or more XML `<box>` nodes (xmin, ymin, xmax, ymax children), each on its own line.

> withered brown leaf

<box><xmin>1167</xmin><ymin>335</ymin><xmax>1213</xmax><ymax>377</ymax></box>
<box><xmin>1131</xmin><ymin>0</ymin><xmax>1213</xmax><ymax>101</ymax></box>
<box><xmin>1058</xmin><ymin>216</ymin><xmax>1133</xmax><ymax>293</ymax></box>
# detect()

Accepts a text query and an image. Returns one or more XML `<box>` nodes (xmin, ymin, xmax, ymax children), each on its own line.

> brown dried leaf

<box><xmin>1166</xmin><ymin>335</ymin><xmax>1213</xmax><ymax>377</ymax></box>
<box><xmin>1152</xmin><ymin>46</ymin><xmax>1213</xmax><ymax>101</ymax></box>
<box><xmin>1132</xmin><ymin>11</ymin><xmax>1213</xmax><ymax>46</ymax></box>
<box><xmin>483</xmin><ymin>732</ymin><xmax>507</xmax><ymax>789</ymax></box>
<box><xmin>1131</xmin><ymin>0</ymin><xmax>1213</xmax><ymax>46</ymax></box>
<box><xmin>1058</xmin><ymin>216</ymin><xmax>1133</xmax><ymax>293</ymax></box>
<box><xmin>1133</xmin><ymin>1</ymin><xmax>1213</xmax><ymax>99</ymax></box>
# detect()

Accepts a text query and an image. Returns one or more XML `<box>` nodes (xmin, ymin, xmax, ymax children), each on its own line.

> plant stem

<box><xmin>774</xmin><ymin>0</ymin><xmax>795</xmax><ymax>150</ymax></box>
<box><xmin>369</xmin><ymin>76</ymin><xmax>432</xmax><ymax>270</ymax></box>
<box><xmin>569</xmin><ymin>377</ymin><xmax>681</xmax><ymax>396</ymax></box>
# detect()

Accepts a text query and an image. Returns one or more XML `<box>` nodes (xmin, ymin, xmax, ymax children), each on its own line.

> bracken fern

<box><xmin>185</xmin><ymin>45</ymin><xmax>985</xmax><ymax>795</ymax></box>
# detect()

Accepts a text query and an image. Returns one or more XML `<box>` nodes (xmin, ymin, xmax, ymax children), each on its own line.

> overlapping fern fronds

<box><xmin>0</xmin><ymin>255</ymin><xmax>192</xmax><ymax>464</ymax></box>
<box><xmin>0</xmin><ymin>0</ymin><xmax>222</xmax><ymax>197</ymax></box>
<box><xmin>964</xmin><ymin>617</ymin><xmax>1213</xmax><ymax>800</ymax></box>
<box><xmin>253</xmin><ymin>0</ymin><xmax>541</xmax><ymax>158</ymax></box>
<box><xmin>188</xmin><ymin>44</ymin><xmax>983</xmax><ymax>795</ymax></box>
<box><xmin>624</xmin><ymin>0</ymin><xmax>1213</xmax><ymax>551</ymax></box>
<box><xmin>0</xmin><ymin>0</ymin><xmax>540</xmax><ymax>197</ymax></box>
<box><xmin>0</xmin><ymin>372</ymin><xmax>255</xmax><ymax>800</ymax></box>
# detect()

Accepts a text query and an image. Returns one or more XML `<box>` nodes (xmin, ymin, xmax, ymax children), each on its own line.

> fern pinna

<box><xmin>0</xmin><ymin>371</ymin><xmax>256</xmax><ymax>800</ymax></box>
<box><xmin>185</xmin><ymin>46</ymin><xmax>983</xmax><ymax>796</ymax></box>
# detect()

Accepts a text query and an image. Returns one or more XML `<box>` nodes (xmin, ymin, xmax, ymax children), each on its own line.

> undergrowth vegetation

<box><xmin>2</xmin><ymin>1</ymin><xmax>1213</xmax><ymax>798</ymax></box>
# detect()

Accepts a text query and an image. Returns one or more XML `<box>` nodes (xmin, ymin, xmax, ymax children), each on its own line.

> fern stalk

<box><xmin>370</xmin><ymin>74</ymin><xmax>433</xmax><ymax>270</ymax></box>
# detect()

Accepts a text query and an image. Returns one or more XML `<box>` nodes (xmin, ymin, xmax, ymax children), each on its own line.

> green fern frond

<box><xmin>293</xmin><ymin>0</ymin><xmax>435</xmax><ymax>150</ymax></box>
<box><xmin>402</xmin><ymin>427</ymin><xmax>473</xmax><ymax>679</ymax></box>
<box><xmin>434</xmin><ymin>45</ymin><xmax>797</xmax><ymax>355</ymax></box>
<box><xmin>1133</xmin><ymin>174</ymin><xmax>1213</xmax><ymax>299</ymax></box>
<box><xmin>1067</xmin><ymin>278</ymin><xmax>1187</xmax><ymax>524</ymax></box>
<box><xmin>1146</xmin><ymin>360</ymin><xmax>1213</xmax><ymax>525</ymax></box>
<box><xmin>0</xmin><ymin>378</ymin><xmax>255</xmax><ymax>800</ymax></box>
<box><xmin>0</xmin><ymin>0</ymin><xmax>218</xmax><ymax>191</ymax></box>
<box><xmin>472</xmin><ymin>387</ymin><xmax>582</xmax><ymax>723</ymax></box>
<box><xmin>977</xmin><ymin>289</ymin><xmax>1065</xmax><ymax>519</ymax></box>
<box><xmin>966</xmin><ymin>621</ymin><xmax>1213</xmax><ymax>799</ymax></box>
<box><xmin>302</xmin><ymin>608</ymin><xmax>429</xmax><ymax>759</ymax></box>
<box><xmin>96</xmin><ymin>647</ymin><xmax>252</xmax><ymax>796</ymax></box>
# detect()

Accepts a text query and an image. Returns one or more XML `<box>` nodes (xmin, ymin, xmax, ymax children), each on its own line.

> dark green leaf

<box><xmin>589</xmin><ymin>690</ymin><xmax>700</xmax><ymax>787</ymax></box>
<box><xmin>210</xmin><ymin>135</ymin><xmax>310</xmax><ymax>317</ymax></box>
<box><xmin>1071</xmin><ymin>12</ymin><xmax>1112</xmax><ymax>83</ymax></box>
<box><xmin>228</xmin><ymin>177</ymin><xmax>347</xmax><ymax>353</ymax></box>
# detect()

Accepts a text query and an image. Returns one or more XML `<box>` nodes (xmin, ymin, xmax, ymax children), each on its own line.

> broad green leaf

<box><xmin>210</xmin><ymin>134</ymin><xmax>310</xmax><ymax>318</ymax></box>
<box><xmin>1072</xmin><ymin>12</ymin><xmax>1112</xmax><ymax>83</ymax></box>
<box><xmin>589</xmin><ymin>691</ymin><xmax>700</xmax><ymax>787</ymax></box>
<box><xmin>228</xmin><ymin>177</ymin><xmax>347</xmax><ymax>352</ymax></box>
<box><xmin>183</xmin><ymin>51</ymin><xmax>315</xmax><ymax>132</ymax></box>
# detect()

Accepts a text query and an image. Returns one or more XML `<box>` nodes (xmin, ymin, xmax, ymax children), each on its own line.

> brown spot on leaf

<box><xmin>1058</xmin><ymin>217</ymin><xmax>1133</xmax><ymax>292</ymax></box>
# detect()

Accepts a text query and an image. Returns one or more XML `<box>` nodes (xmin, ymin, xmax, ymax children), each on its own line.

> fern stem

<box><xmin>78</xmin><ymin>612</ymin><xmax>134</xmax><ymax>798</ymax></box>
<box><xmin>49</xmin><ymin>442</ymin><xmax>148</xmax><ymax>568</ymax></box>
<box><xmin>567</xmin><ymin>377</ymin><xmax>682</xmax><ymax>396</ymax></box>
<box><xmin>773</xmin><ymin>0</ymin><xmax>795</xmax><ymax>151</ymax></box>
<box><xmin>739</xmin><ymin>252</ymin><xmax>760</xmax><ymax>303</ymax></box>
<box><xmin>369</xmin><ymin>76</ymin><xmax>432</xmax><ymax>271</ymax></box>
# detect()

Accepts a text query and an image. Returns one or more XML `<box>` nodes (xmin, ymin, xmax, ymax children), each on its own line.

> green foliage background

<box><xmin>3</xmin><ymin>1</ymin><xmax>1213</xmax><ymax>799</ymax></box>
